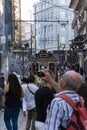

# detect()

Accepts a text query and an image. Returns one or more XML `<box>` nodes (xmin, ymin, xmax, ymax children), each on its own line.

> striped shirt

<box><xmin>45</xmin><ymin>90</ymin><xmax>83</xmax><ymax>130</ymax></box>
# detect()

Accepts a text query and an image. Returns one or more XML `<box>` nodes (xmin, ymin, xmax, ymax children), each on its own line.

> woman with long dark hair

<box><xmin>4</xmin><ymin>73</ymin><xmax>24</xmax><ymax>130</ymax></box>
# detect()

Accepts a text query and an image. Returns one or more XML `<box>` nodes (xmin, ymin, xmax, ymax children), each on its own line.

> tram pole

<box><xmin>21</xmin><ymin>44</ymin><xmax>25</xmax><ymax>78</ymax></box>
<box><xmin>57</xmin><ymin>34</ymin><xmax>60</xmax><ymax>63</ymax></box>
<box><xmin>34</xmin><ymin>6</ymin><xmax>36</xmax><ymax>54</ymax></box>
<box><xmin>57</xmin><ymin>34</ymin><xmax>60</xmax><ymax>81</ymax></box>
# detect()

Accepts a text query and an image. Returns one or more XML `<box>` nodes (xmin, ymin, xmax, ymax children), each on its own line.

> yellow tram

<box><xmin>29</xmin><ymin>50</ymin><xmax>58</xmax><ymax>81</ymax></box>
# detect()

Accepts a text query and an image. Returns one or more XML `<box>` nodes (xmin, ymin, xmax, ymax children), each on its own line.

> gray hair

<box><xmin>63</xmin><ymin>73</ymin><xmax>83</xmax><ymax>91</ymax></box>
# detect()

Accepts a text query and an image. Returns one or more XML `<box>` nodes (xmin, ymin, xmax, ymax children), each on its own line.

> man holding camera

<box><xmin>42</xmin><ymin>69</ymin><xmax>83</xmax><ymax>130</ymax></box>
<box><xmin>35</xmin><ymin>70</ymin><xmax>55</xmax><ymax>130</ymax></box>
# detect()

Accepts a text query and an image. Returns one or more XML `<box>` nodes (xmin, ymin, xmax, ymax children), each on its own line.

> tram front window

<box><xmin>32</xmin><ymin>63</ymin><xmax>38</xmax><ymax>72</ymax></box>
<box><xmin>49</xmin><ymin>63</ymin><xmax>55</xmax><ymax>72</ymax></box>
<box><xmin>40</xmin><ymin>63</ymin><xmax>48</xmax><ymax>70</ymax></box>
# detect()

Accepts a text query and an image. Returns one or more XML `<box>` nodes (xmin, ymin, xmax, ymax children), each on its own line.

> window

<box><xmin>41</xmin><ymin>4</ymin><xmax>43</xmax><ymax>9</ymax></box>
<box><xmin>48</xmin><ymin>37</ymin><xmax>50</xmax><ymax>45</ymax></box>
<box><xmin>51</xmin><ymin>10</ymin><xmax>53</xmax><ymax>19</ymax></box>
<box><xmin>60</xmin><ymin>36</ymin><xmax>66</xmax><ymax>44</ymax></box>
<box><xmin>51</xmin><ymin>25</ymin><xmax>53</xmax><ymax>31</ymax></box>
<box><xmin>51</xmin><ymin>36</ymin><xmax>53</xmax><ymax>45</ymax></box>
<box><xmin>60</xmin><ymin>0</ymin><xmax>65</xmax><ymax>5</ymax></box>
<box><xmin>60</xmin><ymin>11</ymin><xmax>66</xmax><ymax>18</ymax></box>
<box><xmin>49</xmin><ymin>63</ymin><xmax>55</xmax><ymax>72</ymax></box>
<box><xmin>32</xmin><ymin>63</ymin><xmax>38</xmax><ymax>72</ymax></box>
<box><xmin>61</xmin><ymin>23</ymin><xmax>66</xmax><ymax>30</ymax></box>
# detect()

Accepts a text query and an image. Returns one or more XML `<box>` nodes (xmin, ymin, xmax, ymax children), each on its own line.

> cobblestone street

<box><xmin>1</xmin><ymin>109</ymin><xmax>27</xmax><ymax>130</ymax></box>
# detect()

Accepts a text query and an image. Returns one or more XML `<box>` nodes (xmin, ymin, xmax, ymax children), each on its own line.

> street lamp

<box><xmin>57</xmin><ymin>34</ymin><xmax>60</xmax><ymax>62</ymax></box>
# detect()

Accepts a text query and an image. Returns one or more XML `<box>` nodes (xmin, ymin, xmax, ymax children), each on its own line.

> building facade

<box><xmin>5</xmin><ymin>0</ymin><xmax>13</xmax><ymax>44</ymax></box>
<box><xmin>0</xmin><ymin>0</ymin><xmax>5</xmax><ymax>73</ymax></box>
<box><xmin>69</xmin><ymin>0</ymin><xmax>87</xmax><ymax>75</ymax></box>
<box><xmin>21</xmin><ymin>22</ymin><xmax>35</xmax><ymax>55</ymax></box>
<box><xmin>34</xmin><ymin>0</ymin><xmax>74</xmax><ymax>62</ymax></box>
<box><xmin>0</xmin><ymin>0</ymin><xmax>5</xmax><ymax>45</ymax></box>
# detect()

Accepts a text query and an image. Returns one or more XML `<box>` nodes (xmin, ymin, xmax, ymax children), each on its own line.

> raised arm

<box><xmin>42</xmin><ymin>69</ymin><xmax>61</xmax><ymax>93</ymax></box>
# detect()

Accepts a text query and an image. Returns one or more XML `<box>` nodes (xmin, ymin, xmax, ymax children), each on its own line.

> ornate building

<box><xmin>69</xmin><ymin>0</ymin><xmax>87</xmax><ymax>75</ymax></box>
<box><xmin>33</xmin><ymin>0</ymin><xmax>74</xmax><ymax>62</ymax></box>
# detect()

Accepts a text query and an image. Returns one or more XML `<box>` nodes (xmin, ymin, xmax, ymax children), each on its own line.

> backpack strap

<box><xmin>58</xmin><ymin>94</ymin><xmax>85</xmax><ymax>130</ymax></box>
<box><xmin>58</xmin><ymin>94</ymin><xmax>83</xmax><ymax>110</ymax></box>
<box><xmin>27</xmin><ymin>85</ymin><xmax>35</xmax><ymax>95</ymax></box>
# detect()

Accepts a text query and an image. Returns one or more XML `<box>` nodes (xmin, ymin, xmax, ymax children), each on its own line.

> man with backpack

<box><xmin>42</xmin><ymin>70</ymin><xmax>87</xmax><ymax>130</ymax></box>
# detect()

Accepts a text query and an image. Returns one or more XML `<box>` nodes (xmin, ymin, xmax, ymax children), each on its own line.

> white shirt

<box><xmin>21</xmin><ymin>83</ymin><xmax>27</xmax><ymax>111</ymax></box>
<box><xmin>45</xmin><ymin>90</ymin><xmax>82</xmax><ymax>130</ymax></box>
<box><xmin>21</xmin><ymin>83</ymin><xmax>27</xmax><ymax>93</ymax></box>
<box><xmin>24</xmin><ymin>83</ymin><xmax>38</xmax><ymax>110</ymax></box>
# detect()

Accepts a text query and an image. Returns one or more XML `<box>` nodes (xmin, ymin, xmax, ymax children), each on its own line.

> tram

<box><xmin>29</xmin><ymin>50</ymin><xmax>58</xmax><ymax>81</ymax></box>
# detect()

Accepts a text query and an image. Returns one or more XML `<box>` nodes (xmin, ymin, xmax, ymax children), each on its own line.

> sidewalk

<box><xmin>1</xmin><ymin>109</ymin><xmax>27</xmax><ymax>130</ymax></box>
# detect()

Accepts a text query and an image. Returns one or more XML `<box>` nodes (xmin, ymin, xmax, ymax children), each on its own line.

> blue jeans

<box><xmin>4</xmin><ymin>107</ymin><xmax>20</xmax><ymax>130</ymax></box>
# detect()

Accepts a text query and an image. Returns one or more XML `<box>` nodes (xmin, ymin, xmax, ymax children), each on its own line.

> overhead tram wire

<box><xmin>7</xmin><ymin>19</ymin><xmax>72</xmax><ymax>25</ymax></box>
<box><xmin>12</xmin><ymin>20</ymin><xmax>67</xmax><ymax>22</ymax></box>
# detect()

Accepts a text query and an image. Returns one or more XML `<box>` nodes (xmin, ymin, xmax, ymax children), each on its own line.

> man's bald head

<box><xmin>60</xmin><ymin>71</ymin><xmax>83</xmax><ymax>91</ymax></box>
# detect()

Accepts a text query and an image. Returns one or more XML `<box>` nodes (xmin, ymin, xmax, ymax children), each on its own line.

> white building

<box><xmin>34</xmin><ymin>0</ymin><xmax>74</xmax><ymax>55</ymax></box>
<box><xmin>0</xmin><ymin>0</ymin><xmax>5</xmax><ymax>43</ymax></box>
<box><xmin>21</xmin><ymin>22</ymin><xmax>32</xmax><ymax>44</ymax></box>
<box><xmin>21</xmin><ymin>22</ymin><xmax>35</xmax><ymax>54</ymax></box>
<box><xmin>0</xmin><ymin>0</ymin><xmax>5</xmax><ymax>69</ymax></box>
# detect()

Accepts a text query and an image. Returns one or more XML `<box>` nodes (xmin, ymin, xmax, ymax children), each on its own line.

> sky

<box><xmin>21</xmin><ymin>0</ymin><xmax>39</xmax><ymax>20</ymax></box>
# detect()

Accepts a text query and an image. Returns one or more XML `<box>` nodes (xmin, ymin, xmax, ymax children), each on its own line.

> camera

<box><xmin>37</xmin><ymin>71</ymin><xmax>45</xmax><ymax>77</ymax></box>
<box><xmin>37</xmin><ymin>70</ymin><xmax>53</xmax><ymax>78</ymax></box>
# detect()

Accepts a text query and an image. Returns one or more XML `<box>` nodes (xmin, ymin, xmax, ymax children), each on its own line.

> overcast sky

<box><xmin>21</xmin><ymin>0</ymin><xmax>39</xmax><ymax>20</ymax></box>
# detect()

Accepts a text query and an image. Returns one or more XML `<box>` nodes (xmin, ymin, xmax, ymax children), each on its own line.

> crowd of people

<box><xmin>0</xmin><ymin>67</ymin><xmax>87</xmax><ymax>130</ymax></box>
<box><xmin>58</xmin><ymin>62</ymin><xmax>84</xmax><ymax>76</ymax></box>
